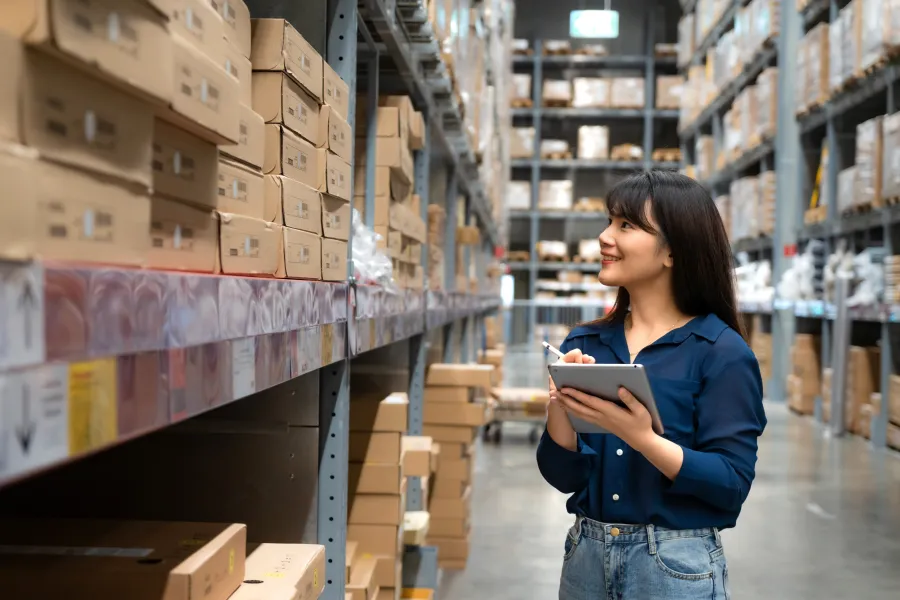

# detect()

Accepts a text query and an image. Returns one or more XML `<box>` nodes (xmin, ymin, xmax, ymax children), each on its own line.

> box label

<box><xmin>68</xmin><ymin>359</ymin><xmax>118</xmax><ymax>454</ymax></box>
<box><xmin>0</xmin><ymin>263</ymin><xmax>45</xmax><ymax>370</ymax></box>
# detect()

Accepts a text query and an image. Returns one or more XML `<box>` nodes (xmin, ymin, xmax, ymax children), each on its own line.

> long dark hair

<box><xmin>597</xmin><ymin>170</ymin><xmax>746</xmax><ymax>339</ymax></box>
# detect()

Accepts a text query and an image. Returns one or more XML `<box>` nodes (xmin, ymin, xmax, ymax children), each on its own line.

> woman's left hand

<box><xmin>551</xmin><ymin>386</ymin><xmax>656</xmax><ymax>451</ymax></box>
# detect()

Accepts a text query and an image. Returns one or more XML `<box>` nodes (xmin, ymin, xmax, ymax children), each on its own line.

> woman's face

<box><xmin>597</xmin><ymin>203</ymin><xmax>673</xmax><ymax>287</ymax></box>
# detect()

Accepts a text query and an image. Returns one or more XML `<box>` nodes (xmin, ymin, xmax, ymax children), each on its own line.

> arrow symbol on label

<box><xmin>15</xmin><ymin>383</ymin><xmax>36</xmax><ymax>453</ymax></box>
<box><xmin>18</xmin><ymin>278</ymin><xmax>37</xmax><ymax>350</ymax></box>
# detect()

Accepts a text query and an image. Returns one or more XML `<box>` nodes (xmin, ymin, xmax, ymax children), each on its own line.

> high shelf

<box><xmin>679</xmin><ymin>0</ymin><xmax>900</xmax><ymax>452</ymax></box>
<box><xmin>0</xmin><ymin>1</ymin><xmax>505</xmax><ymax>598</ymax></box>
<box><xmin>507</xmin><ymin>12</ymin><xmax>682</xmax><ymax>346</ymax></box>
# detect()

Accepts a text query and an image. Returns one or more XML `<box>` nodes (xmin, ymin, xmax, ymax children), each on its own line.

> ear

<box><xmin>663</xmin><ymin>252</ymin><xmax>674</xmax><ymax>268</ymax></box>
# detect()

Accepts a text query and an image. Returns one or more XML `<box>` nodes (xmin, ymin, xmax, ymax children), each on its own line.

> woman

<box><xmin>537</xmin><ymin>171</ymin><xmax>766</xmax><ymax>599</ymax></box>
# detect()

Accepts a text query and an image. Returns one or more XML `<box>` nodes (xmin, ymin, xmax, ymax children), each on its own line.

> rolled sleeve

<box><xmin>537</xmin><ymin>429</ymin><xmax>597</xmax><ymax>494</ymax></box>
<box><xmin>667</xmin><ymin>350</ymin><xmax>767</xmax><ymax>511</ymax></box>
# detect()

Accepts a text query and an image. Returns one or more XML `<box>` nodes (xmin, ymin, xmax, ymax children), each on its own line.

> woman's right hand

<box><xmin>546</xmin><ymin>349</ymin><xmax>594</xmax><ymax>451</ymax></box>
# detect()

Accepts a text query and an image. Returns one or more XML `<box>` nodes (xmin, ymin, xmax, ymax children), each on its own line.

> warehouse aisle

<box><xmin>439</xmin><ymin>401</ymin><xmax>900</xmax><ymax>599</ymax></box>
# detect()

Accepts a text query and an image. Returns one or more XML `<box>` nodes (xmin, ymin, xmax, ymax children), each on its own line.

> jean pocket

<box><xmin>563</xmin><ymin>524</ymin><xmax>581</xmax><ymax>562</ymax></box>
<box><xmin>653</xmin><ymin>537</ymin><xmax>715</xmax><ymax>581</ymax></box>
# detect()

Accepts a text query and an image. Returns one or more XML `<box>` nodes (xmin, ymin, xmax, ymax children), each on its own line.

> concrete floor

<box><xmin>439</xmin><ymin>351</ymin><xmax>900</xmax><ymax>599</ymax></box>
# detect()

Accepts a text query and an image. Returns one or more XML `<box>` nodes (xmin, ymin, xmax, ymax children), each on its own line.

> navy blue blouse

<box><xmin>536</xmin><ymin>313</ymin><xmax>767</xmax><ymax>530</ymax></box>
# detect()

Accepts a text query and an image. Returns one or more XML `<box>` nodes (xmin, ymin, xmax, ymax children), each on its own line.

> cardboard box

<box><xmin>351</xmin><ymin>393</ymin><xmax>410</xmax><ymax>432</ymax></box>
<box><xmin>422</xmin><ymin>425</ymin><xmax>477</xmax><ymax>444</ymax></box>
<box><xmin>610</xmin><ymin>77</ymin><xmax>645</xmax><ymax>108</ymax></box>
<box><xmin>349</xmin><ymin>431</ymin><xmax>402</xmax><ymax>463</ymax></box>
<box><xmin>276</xmin><ymin>226</ymin><xmax>321</xmax><ymax>280</ymax></box>
<box><xmin>153</xmin><ymin>118</ymin><xmax>218</xmax><ymax>207</ymax></box>
<box><xmin>424</xmin><ymin>387</ymin><xmax>471</xmax><ymax>403</ymax></box>
<box><xmin>347</xmin><ymin>555</ymin><xmax>379</xmax><ymax>600</ymax></box>
<box><xmin>323</xmin><ymin>61</ymin><xmax>351</xmax><ymax>120</ymax></box>
<box><xmin>250</xmin><ymin>18</ymin><xmax>324</xmax><ymax>101</ymax></box>
<box><xmin>426</xmin><ymin>536</ymin><xmax>469</xmax><ymax>561</ymax></box>
<box><xmin>403</xmin><ymin>512</ymin><xmax>430</xmax><ymax>547</ymax></box>
<box><xmin>149</xmin><ymin>195</ymin><xmax>218</xmax><ymax>272</ymax></box>
<box><xmin>401</xmin><ymin>436</ymin><xmax>433</xmax><ymax>477</ymax></box>
<box><xmin>356</xmin><ymin>137</ymin><xmax>413</xmax><ymax>185</ymax></box>
<box><xmin>0</xmin><ymin>519</ymin><xmax>246</xmax><ymax>600</ymax></box>
<box><xmin>0</xmin><ymin>146</ymin><xmax>151</xmax><ymax>265</ymax></box>
<box><xmin>356</xmin><ymin>103</ymin><xmax>405</xmax><ymax>139</ymax></box>
<box><xmin>264</xmin><ymin>175</ymin><xmax>323</xmax><ymax>234</ymax></box>
<box><xmin>253</xmin><ymin>72</ymin><xmax>321</xmax><ymax>145</ymax></box>
<box><xmin>882</xmin><ymin>112</ymin><xmax>900</xmax><ymax>200</ymax></box>
<box><xmin>322</xmin><ymin>194</ymin><xmax>351</xmax><ymax>241</ymax></box>
<box><xmin>322</xmin><ymin>237</ymin><xmax>348</xmax><ymax>281</ymax></box>
<box><xmin>349</xmin><ymin>493</ymin><xmax>405</xmax><ymax>526</ymax></box>
<box><xmin>220</xmin><ymin>103</ymin><xmax>266</xmax><ymax>169</ymax></box>
<box><xmin>409</xmin><ymin>111</ymin><xmax>425</xmax><ymax>150</ymax></box>
<box><xmin>424</xmin><ymin>402</ymin><xmax>488</xmax><ymax>427</ymax></box>
<box><xmin>13</xmin><ymin>47</ymin><xmax>155</xmax><ymax>186</ymax></box>
<box><xmin>428</xmin><ymin>518</ymin><xmax>468</xmax><ymax>538</ymax></box>
<box><xmin>319</xmin><ymin>105</ymin><xmax>353</xmax><ymax>162</ymax></box>
<box><xmin>223</xmin><ymin>39</ymin><xmax>252</xmax><ymax>105</ymax></box>
<box><xmin>169</xmin><ymin>0</ymin><xmax>225</xmax><ymax>63</ymax></box>
<box><xmin>347</xmin><ymin>540</ymin><xmax>359</xmax><ymax>582</ymax></box>
<box><xmin>655</xmin><ymin>76</ymin><xmax>683</xmax><ymax>109</ymax></box>
<box><xmin>435</xmin><ymin>458</ymin><xmax>471</xmax><ymax>481</ymax></box>
<box><xmin>216</xmin><ymin>212</ymin><xmax>281</xmax><ymax>275</ymax></box>
<box><xmin>430</xmin><ymin>474</ymin><xmax>467</xmax><ymax>500</ymax></box>
<box><xmin>319</xmin><ymin>149</ymin><xmax>353</xmax><ymax>201</ymax></box>
<box><xmin>425</xmin><ymin>364</ymin><xmax>494</xmax><ymax>389</ymax></box>
<box><xmin>213</xmin><ymin>0</ymin><xmax>252</xmax><ymax>59</ymax></box>
<box><xmin>230</xmin><ymin>585</ymin><xmax>300</xmax><ymax>600</ymax></box>
<box><xmin>347</xmin><ymin>524</ymin><xmax>402</xmax><ymax>557</ymax></box>
<box><xmin>166</xmin><ymin>34</ymin><xmax>241</xmax><ymax>145</ymax></box>
<box><xmin>236</xmin><ymin>543</ymin><xmax>326</xmax><ymax>600</ymax></box>
<box><xmin>264</xmin><ymin>125</ymin><xmax>319</xmax><ymax>188</ymax></box>
<box><xmin>0</xmin><ymin>0</ymin><xmax>171</xmax><ymax>104</ymax></box>
<box><xmin>217</xmin><ymin>157</ymin><xmax>265</xmax><ymax>218</ymax></box>
<box><xmin>349</xmin><ymin>463</ymin><xmax>404</xmax><ymax>495</ymax></box>
<box><xmin>429</xmin><ymin>488</ymin><xmax>470</xmax><ymax>519</ymax></box>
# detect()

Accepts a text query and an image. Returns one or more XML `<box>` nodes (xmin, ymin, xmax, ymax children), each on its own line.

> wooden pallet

<box><xmin>843</xmin><ymin>201</ymin><xmax>876</xmax><ymax>215</ymax></box>
<box><xmin>885</xmin><ymin>196</ymin><xmax>900</xmax><ymax>207</ymax></box>
<box><xmin>513</xmin><ymin>48</ymin><xmax>533</xmax><ymax>56</ymax></box>
<box><xmin>574</xmin><ymin>199</ymin><xmax>606</xmax><ymax>212</ymax></box>
<box><xmin>543</xmin><ymin>47</ymin><xmax>573</xmax><ymax>56</ymax></box>
<box><xmin>543</xmin><ymin>98</ymin><xmax>571</xmax><ymax>108</ymax></box>
<box><xmin>537</xmin><ymin>254</ymin><xmax>570</xmax><ymax>262</ymax></box>
<box><xmin>541</xmin><ymin>150</ymin><xmax>573</xmax><ymax>160</ymax></box>
<box><xmin>511</xmin><ymin>98</ymin><xmax>533</xmax><ymax>108</ymax></box>
<box><xmin>507</xmin><ymin>251</ymin><xmax>531</xmax><ymax>262</ymax></box>
<box><xmin>576</xmin><ymin>45</ymin><xmax>608</xmax><ymax>56</ymax></box>
<box><xmin>651</xmin><ymin>148</ymin><xmax>682</xmax><ymax>162</ymax></box>
<box><xmin>572</xmin><ymin>255</ymin><xmax>601</xmax><ymax>264</ymax></box>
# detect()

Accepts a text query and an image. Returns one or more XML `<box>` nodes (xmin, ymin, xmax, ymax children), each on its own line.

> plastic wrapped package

<box><xmin>538</xmin><ymin>180</ymin><xmax>573</xmax><ymax>210</ymax></box>
<box><xmin>729</xmin><ymin>177</ymin><xmax>760</xmax><ymax>240</ymax></box>
<box><xmin>678</xmin><ymin>14</ymin><xmax>696</xmax><ymax>68</ymax></box>
<box><xmin>758</xmin><ymin>171</ymin><xmax>777</xmax><ymax>235</ymax></box>
<box><xmin>837</xmin><ymin>166</ymin><xmax>857</xmax><ymax>213</ymax></box>
<box><xmin>841</xmin><ymin>1</ymin><xmax>862</xmax><ymax>86</ymax></box>
<box><xmin>736</xmin><ymin>86</ymin><xmax>758</xmax><ymax>151</ymax></box>
<box><xmin>860</xmin><ymin>0</ymin><xmax>900</xmax><ymax>71</ymax></box>
<box><xmin>881</xmin><ymin>112</ymin><xmax>900</xmax><ymax>200</ymax></box>
<box><xmin>855</xmin><ymin>116</ymin><xmax>884</xmax><ymax>208</ymax></box>
<box><xmin>510</xmin><ymin>127</ymin><xmax>535</xmax><ymax>158</ymax></box>
<box><xmin>506</xmin><ymin>181</ymin><xmax>532</xmax><ymax>211</ymax></box>
<box><xmin>572</xmin><ymin>78</ymin><xmax>611</xmax><ymax>107</ymax></box>
<box><xmin>512</xmin><ymin>38</ymin><xmax>529</xmax><ymax>53</ymax></box>
<box><xmin>578</xmin><ymin>126</ymin><xmax>610</xmax><ymax>159</ymax></box>
<box><xmin>578</xmin><ymin>239</ymin><xmax>601</xmax><ymax>261</ymax></box>
<box><xmin>610</xmin><ymin>78</ymin><xmax>645</xmax><ymax>108</ymax></box>
<box><xmin>829</xmin><ymin>12</ymin><xmax>845</xmax><ymax>92</ymax></box>
<box><xmin>796</xmin><ymin>33</ymin><xmax>809</xmax><ymax>113</ymax></box>
<box><xmin>535</xmin><ymin>241</ymin><xmax>568</xmax><ymax>261</ymax></box>
<box><xmin>656</xmin><ymin>76</ymin><xmax>684</xmax><ymax>109</ymax></box>
<box><xmin>542</xmin><ymin>79</ymin><xmax>572</xmax><ymax>104</ymax></box>
<box><xmin>753</xmin><ymin>0</ymin><xmax>780</xmax><ymax>49</ymax></box>
<box><xmin>511</xmin><ymin>74</ymin><xmax>531</xmax><ymax>101</ymax></box>
<box><xmin>540</xmin><ymin>139</ymin><xmax>570</xmax><ymax>157</ymax></box>
<box><xmin>805</xmin><ymin>24</ymin><xmax>829</xmax><ymax>109</ymax></box>
<box><xmin>351</xmin><ymin>209</ymin><xmax>395</xmax><ymax>287</ymax></box>
<box><xmin>756</xmin><ymin>68</ymin><xmax>778</xmax><ymax>140</ymax></box>
<box><xmin>696</xmin><ymin>136</ymin><xmax>715</xmax><ymax>180</ymax></box>
<box><xmin>543</xmin><ymin>40</ymin><xmax>571</xmax><ymax>54</ymax></box>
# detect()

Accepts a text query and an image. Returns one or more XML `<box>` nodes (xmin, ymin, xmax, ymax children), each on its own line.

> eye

<box><xmin>620</xmin><ymin>220</ymin><xmax>633</xmax><ymax>230</ymax></box>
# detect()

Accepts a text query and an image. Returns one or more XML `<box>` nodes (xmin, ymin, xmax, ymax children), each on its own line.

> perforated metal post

<box><xmin>406</xmin><ymin>333</ymin><xmax>427</xmax><ymax>510</ymax></box>
<box><xmin>363</xmin><ymin>51</ymin><xmax>379</xmax><ymax>228</ymax></box>
<box><xmin>528</xmin><ymin>39</ymin><xmax>543</xmax><ymax>344</ymax></box>
<box><xmin>643</xmin><ymin>12</ymin><xmax>655</xmax><ymax>170</ymax></box>
<box><xmin>445</xmin><ymin>169</ymin><xmax>458</xmax><ymax>291</ymax></box>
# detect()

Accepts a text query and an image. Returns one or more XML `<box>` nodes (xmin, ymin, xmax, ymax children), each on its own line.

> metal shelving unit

<box><xmin>0</xmin><ymin>1</ymin><xmax>503</xmax><ymax>598</ymax></box>
<box><xmin>509</xmin><ymin>12</ymin><xmax>680</xmax><ymax>344</ymax></box>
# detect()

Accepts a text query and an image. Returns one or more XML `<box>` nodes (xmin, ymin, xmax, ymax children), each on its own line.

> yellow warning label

<box><xmin>68</xmin><ymin>359</ymin><xmax>117</xmax><ymax>454</ymax></box>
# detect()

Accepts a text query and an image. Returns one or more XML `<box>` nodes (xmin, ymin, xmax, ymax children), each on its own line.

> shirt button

<box><xmin>612</xmin><ymin>493</ymin><xmax>620</xmax><ymax>501</ymax></box>
<box><xmin>616</xmin><ymin>449</ymin><xmax>623</xmax><ymax>456</ymax></box>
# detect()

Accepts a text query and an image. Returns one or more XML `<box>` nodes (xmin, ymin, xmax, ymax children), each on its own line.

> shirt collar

<box><xmin>670</xmin><ymin>313</ymin><xmax>728</xmax><ymax>343</ymax></box>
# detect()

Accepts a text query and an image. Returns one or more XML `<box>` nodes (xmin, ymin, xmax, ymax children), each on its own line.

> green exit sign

<box><xmin>570</xmin><ymin>10</ymin><xmax>619</xmax><ymax>38</ymax></box>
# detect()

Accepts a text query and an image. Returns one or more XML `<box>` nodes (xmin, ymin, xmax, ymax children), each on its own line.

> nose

<box><xmin>598</xmin><ymin>224</ymin><xmax>614</xmax><ymax>247</ymax></box>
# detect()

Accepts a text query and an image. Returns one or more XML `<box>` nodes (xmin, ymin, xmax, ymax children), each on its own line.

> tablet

<box><xmin>548</xmin><ymin>363</ymin><xmax>664</xmax><ymax>435</ymax></box>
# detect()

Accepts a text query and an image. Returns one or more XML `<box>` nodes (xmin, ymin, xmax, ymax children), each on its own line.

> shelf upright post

<box><xmin>406</xmin><ymin>331</ymin><xmax>427</xmax><ymax>511</ymax></box>
<box><xmin>319</xmin><ymin>1</ymin><xmax>356</xmax><ymax>597</ymax></box>
<box><xmin>461</xmin><ymin>196</ymin><xmax>473</xmax><ymax>363</ymax></box>
<box><xmin>528</xmin><ymin>40</ymin><xmax>543</xmax><ymax>344</ymax></box>
<box><xmin>643</xmin><ymin>12</ymin><xmax>655</xmax><ymax>171</ymax></box>
<box><xmin>363</xmin><ymin>49</ymin><xmax>380</xmax><ymax>229</ymax></box>
<box><xmin>770</xmin><ymin>0</ymin><xmax>801</xmax><ymax>403</ymax></box>
<box><xmin>445</xmin><ymin>167</ymin><xmax>459</xmax><ymax>292</ymax></box>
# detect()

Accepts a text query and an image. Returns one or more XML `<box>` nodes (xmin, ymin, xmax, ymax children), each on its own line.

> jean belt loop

<box><xmin>713</xmin><ymin>527</ymin><xmax>722</xmax><ymax>548</ymax></box>
<box><xmin>646</xmin><ymin>524</ymin><xmax>657</xmax><ymax>555</ymax></box>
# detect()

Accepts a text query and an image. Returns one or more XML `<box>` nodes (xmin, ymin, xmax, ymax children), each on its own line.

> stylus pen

<box><xmin>542</xmin><ymin>341</ymin><xmax>566</xmax><ymax>360</ymax></box>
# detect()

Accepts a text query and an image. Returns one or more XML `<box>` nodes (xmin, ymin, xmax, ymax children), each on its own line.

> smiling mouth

<box><xmin>601</xmin><ymin>255</ymin><xmax>621</xmax><ymax>262</ymax></box>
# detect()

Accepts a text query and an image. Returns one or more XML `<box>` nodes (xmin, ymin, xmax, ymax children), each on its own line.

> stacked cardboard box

<box><xmin>427</xmin><ymin>205</ymin><xmax>447</xmax><ymax>290</ymax></box>
<box><xmin>572</xmin><ymin>78</ymin><xmax>611</xmax><ymax>107</ymax></box>
<box><xmin>354</xmin><ymin>95</ymin><xmax>426</xmax><ymax>289</ymax></box>
<box><xmin>0</xmin><ymin>518</ymin><xmax>326</xmax><ymax>600</ymax></box>
<box><xmin>610</xmin><ymin>78</ymin><xmax>645</xmax><ymax>109</ymax></box>
<box><xmin>788</xmin><ymin>334</ymin><xmax>821</xmax><ymax>415</ymax></box>
<box><xmin>842</xmin><ymin>346</ymin><xmax>880</xmax><ymax>437</ymax></box>
<box><xmin>252</xmin><ymin>17</ymin><xmax>352</xmax><ymax>281</ymax></box>
<box><xmin>881</xmin><ymin>113</ymin><xmax>900</xmax><ymax>201</ymax></box>
<box><xmin>854</xmin><ymin>116</ymin><xmax>884</xmax><ymax>209</ymax></box>
<box><xmin>578</xmin><ymin>126</ymin><xmax>609</xmax><ymax>160</ymax></box>
<box><xmin>348</xmin><ymin>393</ymin><xmax>411</xmax><ymax>600</ymax></box>
<box><xmin>422</xmin><ymin>364</ymin><xmax>494</xmax><ymax>570</ymax></box>
<box><xmin>884</xmin><ymin>255</ymin><xmax>900</xmax><ymax>303</ymax></box>
<box><xmin>656</xmin><ymin>76</ymin><xmax>683</xmax><ymax>110</ymax></box>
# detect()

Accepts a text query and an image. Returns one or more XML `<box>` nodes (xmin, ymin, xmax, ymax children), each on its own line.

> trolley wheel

<box><xmin>528</xmin><ymin>427</ymin><xmax>540</xmax><ymax>444</ymax></box>
<box><xmin>482</xmin><ymin>424</ymin><xmax>493</xmax><ymax>442</ymax></box>
<box><xmin>492</xmin><ymin>425</ymin><xmax>502</xmax><ymax>443</ymax></box>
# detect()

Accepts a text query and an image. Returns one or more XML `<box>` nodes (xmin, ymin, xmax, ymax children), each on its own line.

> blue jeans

<box><xmin>560</xmin><ymin>516</ymin><xmax>730</xmax><ymax>600</ymax></box>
